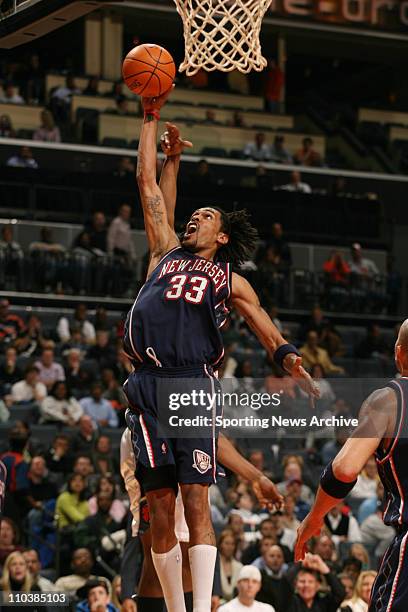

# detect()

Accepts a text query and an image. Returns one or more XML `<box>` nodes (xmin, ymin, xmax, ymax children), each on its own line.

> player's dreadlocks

<box><xmin>212</xmin><ymin>207</ymin><xmax>258</xmax><ymax>267</ymax></box>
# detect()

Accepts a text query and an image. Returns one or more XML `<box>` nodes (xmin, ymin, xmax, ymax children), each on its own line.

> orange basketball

<box><xmin>122</xmin><ymin>44</ymin><xmax>176</xmax><ymax>97</ymax></box>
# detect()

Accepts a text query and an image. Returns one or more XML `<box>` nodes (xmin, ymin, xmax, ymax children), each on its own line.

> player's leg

<box><xmin>180</xmin><ymin>482</ymin><xmax>217</xmax><ymax>612</ymax></box>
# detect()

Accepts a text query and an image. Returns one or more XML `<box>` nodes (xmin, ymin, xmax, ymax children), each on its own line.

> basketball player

<box><xmin>295</xmin><ymin>319</ymin><xmax>408</xmax><ymax>611</ymax></box>
<box><xmin>120</xmin><ymin>427</ymin><xmax>283</xmax><ymax>612</ymax></box>
<box><xmin>124</xmin><ymin>89</ymin><xmax>319</xmax><ymax>612</ymax></box>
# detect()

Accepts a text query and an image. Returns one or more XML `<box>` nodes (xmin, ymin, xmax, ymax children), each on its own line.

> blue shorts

<box><xmin>124</xmin><ymin>363</ymin><xmax>221</xmax><ymax>492</ymax></box>
<box><xmin>369</xmin><ymin>526</ymin><xmax>408</xmax><ymax>612</ymax></box>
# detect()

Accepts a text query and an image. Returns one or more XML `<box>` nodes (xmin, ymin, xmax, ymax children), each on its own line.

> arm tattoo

<box><xmin>146</xmin><ymin>195</ymin><xmax>164</xmax><ymax>225</ymax></box>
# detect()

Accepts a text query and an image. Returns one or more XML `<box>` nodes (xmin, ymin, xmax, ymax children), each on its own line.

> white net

<box><xmin>173</xmin><ymin>0</ymin><xmax>273</xmax><ymax>75</ymax></box>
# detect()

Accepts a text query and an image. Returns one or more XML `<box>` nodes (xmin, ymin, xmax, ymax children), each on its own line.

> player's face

<box><xmin>182</xmin><ymin>208</ymin><xmax>228</xmax><ymax>254</ymax></box>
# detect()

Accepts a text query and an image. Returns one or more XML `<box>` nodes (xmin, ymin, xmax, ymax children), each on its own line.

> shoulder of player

<box><xmin>360</xmin><ymin>386</ymin><xmax>397</xmax><ymax>419</ymax></box>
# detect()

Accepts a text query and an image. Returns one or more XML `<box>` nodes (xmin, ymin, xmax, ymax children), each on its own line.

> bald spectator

<box><xmin>300</xmin><ymin>331</ymin><xmax>345</xmax><ymax>375</ymax></box>
<box><xmin>280</xmin><ymin>170</ymin><xmax>312</xmax><ymax>193</ymax></box>
<box><xmin>34</xmin><ymin>348</ymin><xmax>65</xmax><ymax>391</ymax></box>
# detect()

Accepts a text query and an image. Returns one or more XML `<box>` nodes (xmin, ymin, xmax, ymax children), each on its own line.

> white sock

<box><xmin>188</xmin><ymin>544</ymin><xmax>217</xmax><ymax>612</ymax></box>
<box><xmin>151</xmin><ymin>543</ymin><xmax>186</xmax><ymax>612</ymax></box>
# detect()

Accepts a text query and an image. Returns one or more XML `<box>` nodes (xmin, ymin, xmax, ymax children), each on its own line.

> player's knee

<box><xmin>148</xmin><ymin>497</ymin><xmax>176</xmax><ymax>534</ymax></box>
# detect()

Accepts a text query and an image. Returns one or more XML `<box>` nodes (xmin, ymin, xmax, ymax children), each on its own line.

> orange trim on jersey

<box><xmin>377</xmin><ymin>381</ymin><xmax>405</xmax><ymax>465</ymax></box>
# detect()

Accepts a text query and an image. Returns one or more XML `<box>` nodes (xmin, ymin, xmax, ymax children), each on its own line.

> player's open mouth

<box><xmin>185</xmin><ymin>222</ymin><xmax>198</xmax><ymax>236</ymax></box>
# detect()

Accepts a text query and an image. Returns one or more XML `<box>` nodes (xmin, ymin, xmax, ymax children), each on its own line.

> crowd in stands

<box><xmin>0</xmin><ymin>293</ymin><xmax>397</xmax><ymax>610</ymax></box>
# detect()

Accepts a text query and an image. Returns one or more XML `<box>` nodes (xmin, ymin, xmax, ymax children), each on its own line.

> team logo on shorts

<box><xmin>192</xmin><ymin>449</ymin><xmax>212</xmax><ymax>474</ymax></box>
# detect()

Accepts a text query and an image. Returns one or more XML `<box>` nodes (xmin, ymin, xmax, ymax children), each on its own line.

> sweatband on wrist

<box><xmin>144</xmin><ymin>110</ymin><xmax>160</xmax><ymax>121</ymax></box>
<box><xmin>273</xmin><ymin>343</ymin><xmax>300</xmax><ymax>370</ymax></box>
<box><xmin>320</xmin><ymin>461</ymin><xmax>357</xmax><ymax>499</ymax></box>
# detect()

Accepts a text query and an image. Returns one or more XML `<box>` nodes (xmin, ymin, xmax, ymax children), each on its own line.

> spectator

<box><xmin>348</xmin><ymin>243</ymin><xmax>379</xmax><ymax>279</ymax></box>
<box><xmin>0</xmin><ymin>114</ymin><xmax>16</xmax><ymax>137</ymax></box>
<box><xmin>358</xmin><ymin>481</ymin><xmax>383</xmax><ymax>526</ymax></box>
<box><xmin>72</xmin><ymin>455</ymin><xmax>98</xmax><ymax>496</ymax></box>
<box><xmin>203</xmin><ymin>109</ymin><xmax>220</xmax><ymax>125</ymax></box>
<box><xmin>40</xmin><ymin>380</ymin><xmax>83</xmax><ymax>425</ymax></box>
<box><xmin>0</xmin><ymin>223</ymin><xmax>25</xmax><ymax>291</ymax></box>
<box><xmin>80</xmin><ymin>381</ymin><xmax>119</xmax><ymax>428</ymax></box>
<box><xmin>0</xmin><ymin>299</ymin><xmax>27</xmax><ymax>350</ymax></box>
<box><xmin>92</xmin><ymin>435</ymin><xmax>119</xmax><ymax>476</ymax></box>
<box><xmin>242</xmin><ymin>517</ymin><xmax>293</xmax><ymax>564</ymax></box>
<box><xmin>22</xmin><ymin>548</ymin><xmax>57</xmax><ymax>592</ymax></box>
<box><xmin>113</xmin><ymin>95</ymin><xmax>130</xmax><ymax>115</ymax></box>
<box><xmin>6</xmin><ymin>146</ymin><xmax>39</xmax><ymax>169</ymax></box>
<box><xmin>280</xmin><ymin>170</ymin><xmax>312</xmax><ymax>193</ymax></box>
<box><xmin>266</xmin><ymin>223</ymin><xmax>292</xmax><ymax>270</ymax></box>
<box><xmin>355</xmin><ymin>324</ymin><xmax>389</xmax><ymax>360</ymax></box>
<box><xmin>243</xmin><ymin>132</ymin><xmax>271</xmax><ymax>161</ymax></box>
<box><xmin>338</xmin><ymin>573</ymin><xmax>355</xmax><ymax>601</ymax></box>
<box><xmin>219</xmin><ymin>565</ymin><xmax>275</xmax><ymax>611</ymax></box>
<box><xmin>0</xmin><ymin>82</ymin><xmax>24</xmax><ymax>104</ymax></box>
<box><xmin>87</xmin><ymin>331</ymin><xmax>116</xmax><ymax>369</ymax></box>
<box><xmin>18</xmin><ymin>314</ymin><xmax>49</xmax><ymax>359</ymax></box>
<box><xmin>101</xmin><ymin>368</ymin><xmax>127</xmax><ymax>420</ymax></box>
<box><xmin>64</xmin><ymin>349</ymin><xmax>94</xmax><ymax>396</ymax></box>
<box><xmin>189</xmin><ymin>159</ymin><xmax>216</xmax><ymax>188</ymax></box>
<box><xmin>55</xmin><ymin>548</ymin><xmax>109</xmax><ymax>597</ymax></box>
<box><xmin>349</xmin><ymin>544</ymin><xmax>370</xmax><ymax>570</ymax></box>
<box><xmin>57</xmin><ymin>304</ymin><xmax>96</xmax><ymax>346</ymax></box>
<box><xmin>21</xmin><ymin>54</ymin><xmax>45</xmax><ymax>104</ymax></box>
<box><xmin>11</xmin><ymin>366</ymin><xmax>47</xmax><ymax>404</ymax></box>
<box><xmin>25</xmin><ymin>455</ymin><xmax>59</xmax><ymax>547</ymax></box>
<box><xmin>321</xmin><ymin>424</ymin><xmax>350</xmax><ymax>465</ymax></box>
<box><xmin>34</xmin><ymin>348</ymin><xmax>65</xmax><ymax>391</ymax></box>
<box><xmin>45</xmin><ymin>434</ymin><xmax>72</xmax><ymax>477</ymax></box>
<box><xmin>76</xmin><ymin>579</ymin><xmax>118</xmax><ymax>612</ymax></box>
<box><xmin>263</xmin><ymin>59</ymin><xmax>284</xmax><ymax>114</ymax></box>
<box><xmin>277</xmin><ymin>460</ymin><xmax>314</xmax><ymax>507</ymax></box>
<box><xmin>88</xmin><ymin>475</ymin><xmax>126</xmax><ymax>522</ymax></box>
<box><xmin>107</xmin><ymin>203</ymin><xmax>136</xmax><ymax>263</ymax></box>
<box><xmin>0</xmin><ymin>551</ymin><xmax>42</xmax><ymax>601</ymax></box>
<box><xmin>339</xmin><ymin>570</ymin><xmax>377</xmax><ymax>612</ymax></box>
<box><xmin>51</xmin><ymin>75</ymin><xmax>81</xmax><ymax>122</ymax></box>
<box><xmin>113</xmin><ymin>156</ymin><xmax>134</xmax><ymax>179</ymax></box>
<box><xmin>33</xmin><ymin>109</ymin><xmax>61</xmax><ymax>143</ymax></box>
<box><xmin>300</xmin><ymin>331</ymin><xmax>345</xmax><ymax>374</ymax></box>
<box><xmin>230</xmin><ymin>111</ymin><xmax>246</xmax><ymax>128</ymax></box>
<box><xmin>294</xmin><ymin>137</ymin><xmax>322</xmax><ymax>167</ymax></box>
<box><xmin>349</xmin><ymin>457</ymin><xmax>378</xmax><ymax>501</ymax></box>
<box><xmin>87</xmin><ymin>211</ymin><xmax>108</xmax><ymax>253</ymax></box>
<box><xmin>83</xmin><ymin>76</ymin><xmax>99</xmax><ymax>96</ymax></box>
<box><xmin>270</xmin><ymin>135</ymin><xmax>292</xmax><ymax>164</ymax></box>
<box><xmin>324</xmin><ymin>503</ymin><xmax>362</xmax><ymax>546</ymax></box>
<box><xmin>300</xmin><ymin>306</ymin><xmax>330</xmax><ymax>341</ymax></box>
<box><xmin>323</xmin><ymin>251</ymin><xmax>351</xmax><ymax>309</ymax></box>
<box><xmin>281</xmin><ymin>494</ymin><xmax>300</xmax><ymax>531</ymax></box>
<box><xmin>0</xmin><ymin>518</ymin><xmax>24</xmax><ymax>566</ymax></box>
<box><xmin>286</xmin><ymin>554</ymin><xmax>345</xmax><ymax>611</ymax></box>
<box><xmin>0</xmin><ymin>346</ymin><xmax>22</xmax><ymax>395</ymax></box>
<box><xmin>55</xmin><ymin>473</ymin><xmax>89</xmax><ymax>529</ymax></box>
<box><xmin>70</xmin><ymin>415</ymin><xmax>98</xmax><ymax>455</ymax></box>
<box><xmin>253</xmin><ymin>543</ymin><xmax>288</xmax><ymax>576</ymax></box>
<box><xmin>218</xmin><ymin>530</ymin><xmax>243</xmax><ymax>602</ymax></box>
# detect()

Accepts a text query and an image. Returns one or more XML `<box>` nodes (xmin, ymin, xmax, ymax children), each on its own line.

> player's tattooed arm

<box><xmin>136</xmin><ymin>104</ymin><xmax>179</xmax><ymax>270</ymax></box>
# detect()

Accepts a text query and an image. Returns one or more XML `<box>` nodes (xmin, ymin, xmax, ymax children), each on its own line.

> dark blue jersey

<box><xmin>376</xmin><ymin>378</ymin><xmax>408</xmax><ymax>527</ymax></box>
<box><xmin>124</xmin><ymin>246</ymin><xmax>231</xmax><ymax>368</ymax></box>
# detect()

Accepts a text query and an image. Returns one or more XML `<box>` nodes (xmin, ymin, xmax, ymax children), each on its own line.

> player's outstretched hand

<box><xmin>160</xmin><ymin>122</ymin><xmax>193</xmax><ymax>157</ymax></box>
<box><xmin>251</xmin><ymin>475</ymin><xmax>284</xmax><ymax>511</ymax></box>
<box><xmin>294</xmin><ymin>512</ymin><xmax>324</xmax><ymax>562</ymax></box>
<box><xmin>283</xmin><ymin>355</ymin><xmax>320</xmax><ymax>402</ymax></box>
<box><xmin>142</xmin><ymin>84</ymin><xmax>175</xmax><ymax>113</ymax></box>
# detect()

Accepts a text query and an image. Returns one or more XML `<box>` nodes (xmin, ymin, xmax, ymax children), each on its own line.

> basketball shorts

<box><xmin>124</xmin><ymin>363</ymin><xmax>221</xmax><ymax>492</ymax></box>
<box><xmin>369</xmin><ymin>526</ymin><xmax>408</xmax><ymax>612</ymax></box>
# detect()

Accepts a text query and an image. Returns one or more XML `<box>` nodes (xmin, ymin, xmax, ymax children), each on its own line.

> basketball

<box><xmin>122</xmin><ymin>44</ymin><xmax>176</xmax><ymax>97</ymax></box>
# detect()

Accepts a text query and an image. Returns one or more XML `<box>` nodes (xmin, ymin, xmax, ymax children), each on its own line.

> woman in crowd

<box><xmin>0</xmin><ymin>551</ymin><xmax>44</xmax><ymax>612</ymax></box>
<box><xmin>218</xmin><ymin>530</ymin><xmax>243</xmax><ymax>603</ymax></box>
<box><xmin>33</xmin><ymin>109</ymin><xmax>61</xmax><ymax>143</ymax></box>
<box><xmin>55</xmin><ymin>473</ymin><xmax>89</xmax><ymax>529</ymax></box>
<box><xmin>340</xmin><ymin>570</ymin><xmax>377</xmax><ymax>612</ymax></box>
<box><xmin>88</xmin><ymin>475</ymin><xmax>126</xmax><ymax>522</ymax></box>
<box><xmin>40</xmin><ymin>380</ymin><xmax>83</xmax><ymax>425</ymax></box>
<box><xmin>0</xmin><ymin>518</ymin><xmax>23</xmax><ymax>567</ymax></box>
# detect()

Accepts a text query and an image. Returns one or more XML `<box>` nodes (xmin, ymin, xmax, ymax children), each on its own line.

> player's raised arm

<box><xmin>294</xmin><ymin>386</ymin><xmax>394</xmax><ymax>561</ymax></box>
<box><xmin>137</xmin><ymin>93</ymin><xmax>179</xmax><ymax>272</ymax></box>
<box><xmin>159</xmin><ymin>122</ymin><xmax>192</xmax><ymax>230</ymax></box>
<box><xmin>231</xmin><ymin>272</ymin><xmax>319</xmax><ymax>398</ymax></box>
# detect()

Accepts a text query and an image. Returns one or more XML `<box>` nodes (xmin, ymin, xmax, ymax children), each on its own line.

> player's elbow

<box><xmin>333</xmin><ymin>458</ymin><xmax>358</xmax><ymax>482</ymax></box>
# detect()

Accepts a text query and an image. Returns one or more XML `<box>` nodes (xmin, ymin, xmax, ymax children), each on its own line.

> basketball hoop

<box><xmin>173</xmin><ymin>0</ymin><xmax>273</xmax><ymax>75</ymax></box>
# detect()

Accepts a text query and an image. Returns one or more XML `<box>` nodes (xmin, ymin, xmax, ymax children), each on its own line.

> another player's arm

<box><xmin>294</xmin><ymin>387</ymin><xmax>395</xmax><ymax>561</ymax></box>
<box><xmin>231</xmin><ymin>272</ymin><xmax>319</xmax><ymax>398</ymax></box>
<box><xmin>217</xmin><ymin>434</ymin><xmax>283</xmax><ymax>510</ymax></box>
<box><xmin>137</xmin><ymin>94</ymin><xmax>179</xmax><ymax>273</ymax></box>
<box><xmin>159</xmin><ymin>122</ymin><xmax>193</xmax><ymax>229</ymax></box>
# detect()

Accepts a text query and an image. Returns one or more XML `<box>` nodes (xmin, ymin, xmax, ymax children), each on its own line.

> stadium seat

<box><xmin>9</xmin><ymin>403</ymin><xmax>40</xmax><ymax>424</ymax></box>
<box><xmin>31</xmin><ymin>425</ymin><xmax>58</xmax><ymax>445</ymax></box>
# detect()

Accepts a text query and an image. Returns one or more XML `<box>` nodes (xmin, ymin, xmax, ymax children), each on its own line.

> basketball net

<box><xmin>173</xmin><ymin>0</ymin><xmax>273</xmax><ymax>75</ymax></box>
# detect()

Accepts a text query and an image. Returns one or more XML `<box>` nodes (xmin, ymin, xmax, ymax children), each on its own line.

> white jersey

<box><xmin>220</xmin><ymin>598</ymin><xmax>275</xmax><ymax>612</ymax></box>
<box><xmin>120</xmin><ymin>429</ymin><xmax>189</xmax><ymax>541</ymax></box>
